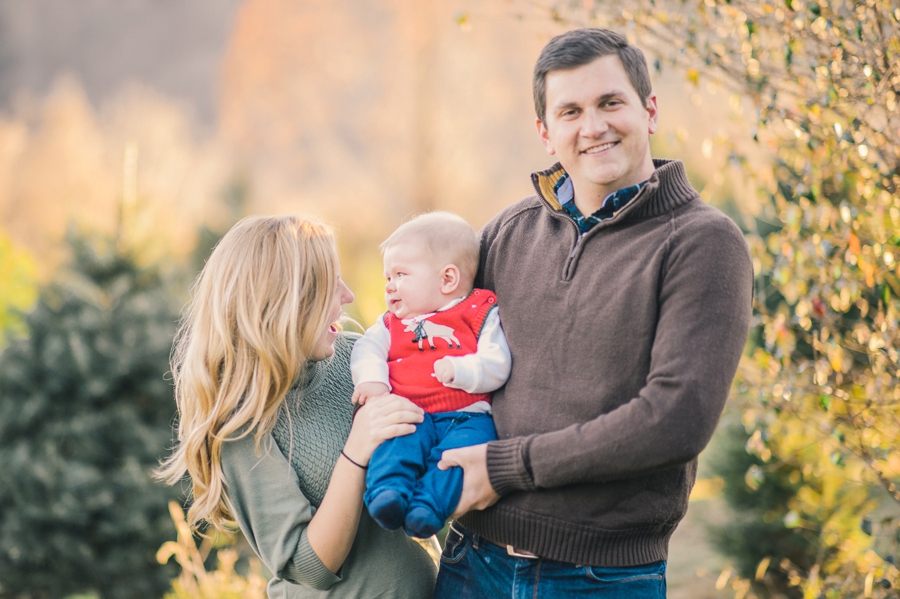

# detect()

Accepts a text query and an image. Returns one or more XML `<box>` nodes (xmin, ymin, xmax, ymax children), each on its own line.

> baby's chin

<box><xmin>390</xmin><ymin>308</ymin><xmax>429</xmax><ymax>320</ymax></box>
<box><xmin>388</xmin><ymin>306</ymin><xmax>407</xmax><ymax>319</ymax></box>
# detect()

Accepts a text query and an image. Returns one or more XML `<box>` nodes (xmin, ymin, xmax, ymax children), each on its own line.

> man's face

<box><xmin>536</xmin><ymin>55</ymin><xmax>658</xmax><ymax>204</ymax></box>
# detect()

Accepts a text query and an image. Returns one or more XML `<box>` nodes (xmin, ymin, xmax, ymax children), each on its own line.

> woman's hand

<box><xmin>342</xmin><ymin>393</ymin><xmax>423</xmax><ymax>466</ymax></box>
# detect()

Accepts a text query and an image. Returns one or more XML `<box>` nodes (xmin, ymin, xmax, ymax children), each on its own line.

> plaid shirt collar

<box><xmin>554</xmin><ymin>173</ymin><xmax>647</xmax><ymax>235</ymax></box>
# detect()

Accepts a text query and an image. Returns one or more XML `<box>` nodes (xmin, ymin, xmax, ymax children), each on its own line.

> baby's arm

<box><xmin>349</xmin><ymin>319</ymin><xmax>392</xmax><ymax>405</ymax></box>
<box><xmin>352</xmin><ymin>382</ymin><xmax>390</xmax><ymax>405</ymax></box>
<box><xmin>434</xmin><ymin>307</ymin><xmax>511</xmax><ymax>393</ymax></box>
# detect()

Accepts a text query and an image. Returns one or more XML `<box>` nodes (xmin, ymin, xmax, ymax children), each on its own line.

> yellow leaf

<box><xmin>716</xmin><ymin>566</ymin><xmax>733</xmax><ymax>590</ymax></box>
<box><xmin>0</xmin><ymin>233</ymin><xmax>38</xmax><ymax>344</ymax></box>
<box><xmin>859</xmin><ymin>259</ymin><xmax>875</xmax><ymax>287</ymax></box>
<box><xmin>829</xmin><ymin>346</ymin><xmax>843</xmax><ymax>372</ymax></box>
<box><xmin>755</xmin><ymin>556</ymin><xmax>771</xmax><ymax>580</ymax></box>
<box><xmin>687</xmin><ymin>68</ymin><xmax>700</xmax><ymax>87</ymax></box>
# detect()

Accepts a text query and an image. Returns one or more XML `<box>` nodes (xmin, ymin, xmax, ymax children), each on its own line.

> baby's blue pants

<box><xmin>364</xmin><ymin>411</ymin><xmax>497</xmax><ymax>538</ymax></box>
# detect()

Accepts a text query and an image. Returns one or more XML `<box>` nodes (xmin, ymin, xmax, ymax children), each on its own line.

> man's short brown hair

<box><xmin>533</xmin><ymin>28</ymin><xmax>653</xmax><ymax>123</ymax></box>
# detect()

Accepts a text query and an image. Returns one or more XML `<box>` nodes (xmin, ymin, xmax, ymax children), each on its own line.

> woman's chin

<box><xmin>310</xmin><ymin>328</ymin><xmax>339</xmax><ymax>361</ymax></box>
<box><xmin>309</xmin><ymin>343</ymin><xmax>335</xmax><ymax>362</ymax></box>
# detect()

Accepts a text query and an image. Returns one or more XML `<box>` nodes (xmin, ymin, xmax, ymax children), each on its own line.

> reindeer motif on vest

<box><xmin>402</xmin><ymin>314</ymin><xmax>462</xmax><ymax>351</ymax></box>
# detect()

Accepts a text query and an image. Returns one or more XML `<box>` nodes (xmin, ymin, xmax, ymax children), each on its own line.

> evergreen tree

<box><xmin>0</xmin><ymin>232</ymin><xmax>180</xmax><ymax>599</ymax></box>
<box><xmin>706</xmin><ymin>418</ymin><xmax>817</xmax><ymax>598</ymax></box>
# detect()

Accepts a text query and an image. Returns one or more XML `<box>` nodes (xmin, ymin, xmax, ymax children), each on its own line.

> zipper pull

<box><xmin>569</xmin><ymin>234</ymin><xmax>583</xmax><ymax>259</ymax></box>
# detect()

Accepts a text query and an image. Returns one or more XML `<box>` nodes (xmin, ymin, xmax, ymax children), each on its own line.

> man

<box><xmin>436</xmin><ymin>28</ymin><xmax>753</xmax><ymax>597</ymax></box>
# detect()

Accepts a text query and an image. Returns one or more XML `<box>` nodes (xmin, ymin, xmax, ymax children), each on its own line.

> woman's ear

<box><xmin>440</xmin><ymin>264</ymin><xmax>461</xmax><ymax>294</ymax></box>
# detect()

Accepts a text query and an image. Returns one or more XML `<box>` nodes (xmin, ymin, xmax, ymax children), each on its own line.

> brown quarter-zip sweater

<box><xmin>457</xmin><ymin>159</ymin><xmax>753</xmax><ymax>567</ymax></box>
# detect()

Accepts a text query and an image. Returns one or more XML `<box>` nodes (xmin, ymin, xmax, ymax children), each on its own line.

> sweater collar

<box><xmin>530</xmin><ymin>158</ymin><xmax>699</xmax><ymax>220</ymax></box>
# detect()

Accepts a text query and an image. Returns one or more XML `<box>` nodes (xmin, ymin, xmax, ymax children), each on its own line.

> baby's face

<box><xmin>382</xmin><ymin>242</ymin><xmax>449</xmax><ymax>319</ymax></box>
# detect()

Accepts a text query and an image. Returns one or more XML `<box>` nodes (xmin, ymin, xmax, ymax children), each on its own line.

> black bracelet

<box><xmin>340</xmin><ymin>450</ymin><xmax>368</xmax><ymax>470</ymax></box>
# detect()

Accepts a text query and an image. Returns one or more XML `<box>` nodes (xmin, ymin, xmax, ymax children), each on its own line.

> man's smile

<box><xmin>581</xmin><ymin>141</ymin><xmax>618</xmax><ymax>154</ymax></box>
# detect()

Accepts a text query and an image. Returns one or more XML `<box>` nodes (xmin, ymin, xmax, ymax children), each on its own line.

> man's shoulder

<box><xmin>668</xmin><ymin>200</ymin><xmax>751</xmax><ymax>270</ymax></box>
<box><xmin>674</xmin><ymin>200</ymin><xmax>746</xmax><ymax>241</ymax></box>
<box><xmin>482</xmin><ymin>195</ymin><xmax>546</xmax><ymax>236</ymax></box>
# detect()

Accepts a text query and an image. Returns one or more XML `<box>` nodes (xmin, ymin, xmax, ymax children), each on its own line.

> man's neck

<box><xmin>570</xmin><ymin>160</ymin><xmax>656</xmax><ymax>215</ymax></box>
<box><xmin>572</xmin><ymin>190</ymin><xmax>612</xmax><ymax>216</ymax></box>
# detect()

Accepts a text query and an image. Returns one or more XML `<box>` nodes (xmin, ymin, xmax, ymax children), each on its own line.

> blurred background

<box><xmin>1</xmin><ymin>1</ymin><xmax>898</xmax><ymax>598</ymax></box>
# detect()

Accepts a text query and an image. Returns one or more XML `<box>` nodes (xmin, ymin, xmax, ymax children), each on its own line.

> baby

<box><xmin>350</xmin><ymin>211</ymin><xmax>511</xmax><ymax>538</ymax></box>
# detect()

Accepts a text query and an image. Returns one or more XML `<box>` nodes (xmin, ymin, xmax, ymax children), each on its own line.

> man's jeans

<box><xmin>435</xmin><ymin>522</ymin><xmax>667</xmax><ymax>598</ymax></box>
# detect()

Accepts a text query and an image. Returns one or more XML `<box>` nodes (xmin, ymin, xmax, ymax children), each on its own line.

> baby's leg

<box><xmin>404</xmin><ymin>412</ymin><xmax>498</xmax><ymax>538</ymax></box>
<box><xmin>365</xmin><ymin>413</ymin><xmax>435</xmax><ymax>530</ymax></box>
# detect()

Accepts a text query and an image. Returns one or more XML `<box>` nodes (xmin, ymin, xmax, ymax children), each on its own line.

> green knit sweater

<box><xmin>221</xmin><ymin>334</ymin><xmax>436</xmax><ymax>599</ymax></box>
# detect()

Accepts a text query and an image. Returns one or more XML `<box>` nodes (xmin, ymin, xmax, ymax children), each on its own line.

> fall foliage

<box><xmin>533</xmin><ymin>0</ymin><xmax>900</xmax><ymax>596</ymax></box>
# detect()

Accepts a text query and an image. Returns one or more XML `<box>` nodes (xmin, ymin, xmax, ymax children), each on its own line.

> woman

<box><xmin>158</xmin><ymin>215</ymin><xmax>437</xmax><ymax>598</ymax></box>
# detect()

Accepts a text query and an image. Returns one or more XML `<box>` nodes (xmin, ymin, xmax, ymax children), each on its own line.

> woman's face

<box><xmin>309</xmin><ymin>275</ymin><xmax>354</xmax><ymax>361</ymax></box>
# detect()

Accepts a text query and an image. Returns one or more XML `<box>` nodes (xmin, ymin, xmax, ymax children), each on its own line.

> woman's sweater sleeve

<box><xmin>221</xmin><ymin>432</ymin><xmax>342</xmax><ymax>590</ymax></box>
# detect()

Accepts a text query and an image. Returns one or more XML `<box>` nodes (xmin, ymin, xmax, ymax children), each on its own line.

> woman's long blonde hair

<box><xmin>157</xmin><ymin>215</ymin><xmax>338</xmax><ymax>532</ymax></box>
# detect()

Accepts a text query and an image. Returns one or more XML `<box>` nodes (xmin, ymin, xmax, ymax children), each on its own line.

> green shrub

<box><xmin>0</xmin><ymin>232</ymin><xmax>180</xmax><ymax>599</ymax></box>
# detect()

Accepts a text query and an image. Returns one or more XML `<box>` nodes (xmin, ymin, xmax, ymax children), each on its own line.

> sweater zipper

<box><xmin>530</xmin><ymin>175</ymin><xmax>609</xmax><ymax>281</ymax></box>
<box><xmin>563</xmin><ymin>211</ymin><xmax>628</xmax><ymax>280</ymax></box>
<box><xmin>529</xmin><ymin>196</ymin><xmax>589</xmax><ymax>281</ymax></box>
<box><xmin>563</xmin><ymin>219</ymin><xmax>582</xmax><ymax>281</ymax></box>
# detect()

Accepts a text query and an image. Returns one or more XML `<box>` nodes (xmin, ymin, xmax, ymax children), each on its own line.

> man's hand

<box><xmin>438</xmin><ymin>443</ymin><xmax>500</xmax><ymax>518</ymax></box>
<box><xmin>433</xmin><ymin>358</ymin><xmax>455</xmax><ymax>385</ymax></box>
<box><xmin>352</xmin><ymin>382</ymin><xmax>390</xmax><ymax>405</ymax></box>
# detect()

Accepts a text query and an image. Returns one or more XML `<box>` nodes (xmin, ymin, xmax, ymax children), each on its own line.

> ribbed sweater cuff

<box><xmin>487</xmin><ymin>438</ymin><xmax>536</xmax><ymax>495</ymax></box>
<box><xmin>282</xmin><ymin>528</ymin><xmax>342</xmax><ymax>590</ymax></box>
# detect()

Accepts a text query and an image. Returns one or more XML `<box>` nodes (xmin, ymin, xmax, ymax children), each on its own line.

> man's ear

<box><xmin>645</xmin><ymin>93</ymin><xmax>659</xmax><ymax>135</ymax></box>
<box><xmin>440</xmin><ymin>264</ymin><xmax>461</xmax><ymax>294</ymax></box>
<box><xmin>536</xmin><ymin>117</ymin><xmax>556</xmax><ymax>155</ymax></box>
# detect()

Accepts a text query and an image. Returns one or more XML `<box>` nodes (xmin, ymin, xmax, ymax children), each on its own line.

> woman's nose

<box><xmin>340</xmin><ymin>280</ymin><xmax>354</xmax><ymax>305</ymax></box>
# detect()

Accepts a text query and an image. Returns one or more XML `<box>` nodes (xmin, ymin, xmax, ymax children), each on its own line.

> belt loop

<box><xmin>471</xmin><ymin>531</ymin><xmax>481</xmax><ymax>550</ymax></box>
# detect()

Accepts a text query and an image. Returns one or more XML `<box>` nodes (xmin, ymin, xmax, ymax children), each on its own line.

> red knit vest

<box><xmin>384</xmin><ymin>289</ymin><xmax>497</xmax><ymax>413</ymax></box>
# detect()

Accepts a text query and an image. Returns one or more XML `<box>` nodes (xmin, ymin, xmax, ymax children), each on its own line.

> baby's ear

<box><xmin>440</xmin><ymin>264</ymin><xmax>461</xmax><ymax>294</ymax></box>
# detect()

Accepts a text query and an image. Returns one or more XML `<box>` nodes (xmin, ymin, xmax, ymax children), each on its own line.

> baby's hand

<box><xmin>352</xmin><ymin>382</ymin><xmax>390</xmax><ymax>405</ymax></box>
<box><xmin>433</xmin><ymin>358</ymin><xmax>456</xmax><ymax>385</ymax></box>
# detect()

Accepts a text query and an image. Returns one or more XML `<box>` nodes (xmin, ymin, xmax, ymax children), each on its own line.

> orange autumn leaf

<box><xmin>859</xmin><ymin>259</ymin><xmax>875</xmax><ymax>287</ymax></box>
<box><xmin>848</xmin><ymin>232</ymin><xmax>861</xmax><ymax>255</ymax></box>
